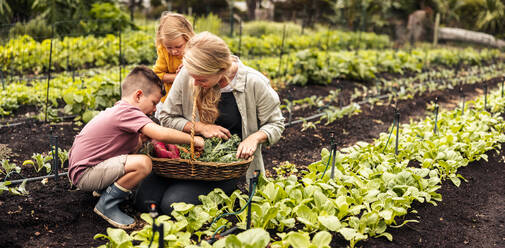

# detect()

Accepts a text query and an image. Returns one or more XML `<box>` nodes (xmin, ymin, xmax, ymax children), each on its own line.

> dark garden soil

<box><xmin>0</xmin><ymin>75</ymin><xmax>504</xmax><ymax>247</ymax></box>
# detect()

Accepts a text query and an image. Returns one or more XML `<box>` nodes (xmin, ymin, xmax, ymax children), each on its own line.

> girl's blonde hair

<box><xmin>183</xmin><ymin>31</ymin><xmax>233</xmax><ymax>124</ymax></box>
<box><xmin>156</xmin><ymin>12</ymin><xmax>195</xmax><ymax>47</ymax></box>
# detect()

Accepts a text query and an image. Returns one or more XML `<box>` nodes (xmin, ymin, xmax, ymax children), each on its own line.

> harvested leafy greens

<box><xmin>180</xmin><ymin>134</ymin><xmax>243</xmax><ymax>163</ymax></box>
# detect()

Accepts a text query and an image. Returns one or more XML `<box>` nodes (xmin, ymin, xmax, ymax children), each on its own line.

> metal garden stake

<box><xmin>277</xmin><ymin>24</ymin><xmax>286</xmax><ymax>77</ymax></box>
<box><xmin>484</xmin><ymin>83</ymin><xmax>488</xmax><ymax>111</ymax></box>
<box><xmin>238</xmin><ymin>19</ymin><xmax>242</xmax><ymax>57</ymax></box>
<box><xmin>118</xmin><ymin>30</ymin><xmax>123</xmax><ymax>97</ymax></box>
<box><xmin>460</xmin><ymin>87</ymin><xmax>465</xmax><ymax>115</ymax></box>
<box><xmin>501</xmin><ymin>80</ymin><xmax>505</xmax><ymax>98</ymax></box>
<box><xmin>433</xmin><ymin>97</ymin><xmax>439</xmax><ymax>135</ymax></box>
<box><xmin>50</xmin><ymin>136</ymin><xmax>60</xmax><ymax>179</ymax></box>
<box><xmin>0</xmin><ymin>70</ymin><xmax>5</xmax><ymax>90</ymax></box>
<box><xmin>394</xmin><ymin>109</ymin><xmax>400</xmax><ymax>155</ymax></box>
<box><xmin>147</xmin><ymin>201</ymin><xmax>164</xmax><ymax>248</ymax></box>
<box><xmin>329</xmin><ymin>132</ymin><xmax>337</xmax><ymax>179</ymax></box>
<box><xmin>45</xmin><ymin>25</ymin><xmax>54</xmax><ymax>123</ymax></box>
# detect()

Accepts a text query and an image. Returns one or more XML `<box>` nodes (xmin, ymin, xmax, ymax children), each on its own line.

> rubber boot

<box><xmin>93</xmin><ymin>182</ymin><xmax>135</xmax><ymax>229</ymax></box>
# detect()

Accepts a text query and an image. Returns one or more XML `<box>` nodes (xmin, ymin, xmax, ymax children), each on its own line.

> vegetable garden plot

<box><xmin>88</xmin><ymin>83</ymin><xmax>505</xmax><ymax>248</ymax></box>
<box><xmin>1</xmin><ymin>75</ymin><xmax>504</xmax><ymax>247</ymax></box>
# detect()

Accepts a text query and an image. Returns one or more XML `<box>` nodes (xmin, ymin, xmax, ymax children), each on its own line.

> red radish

<box><xmin>166</xmin><ymin>144</ymin><xmax>180</xmax><ymax>157</ymax></box>
<box><xmin>153</xmin><ymin>141</ymin><xmax>171</xmax><ymax>158</ymax></box>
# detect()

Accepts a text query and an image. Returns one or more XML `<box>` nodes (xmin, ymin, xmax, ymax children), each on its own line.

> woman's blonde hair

<box><xmin>183</xmin><ymin>31</ymin><xmax>233</xmax><ymax>124</ymax></box>
<box><xmin>156</xmin><ymin>12</ymin><xmax>195</xmax><ymax>47</ymax></box>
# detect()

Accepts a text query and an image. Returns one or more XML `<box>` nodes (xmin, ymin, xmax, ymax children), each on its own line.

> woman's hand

<box><xmin>195</xmin><ymin>122</ymin><xmax>231</xmax><ymax>140</ymax></box>
<box><xmin>236</xmin><ymin>137</ymin><xmax>257</xmax><ymax>159</ymax></box>
<box><xmin>236</xmin><ymin>131</ymin><xmax>267</xmax><ymax>159</ymax></box>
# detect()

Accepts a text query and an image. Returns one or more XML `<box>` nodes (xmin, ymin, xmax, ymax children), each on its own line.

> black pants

<box><xmin>134</xmin><ymin>172</ymin><xmax>239</xmax><ymax>215</ymax></box>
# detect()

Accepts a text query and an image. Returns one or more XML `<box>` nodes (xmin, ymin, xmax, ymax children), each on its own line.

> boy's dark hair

<box><xmin>121</xmin><ymin>66</ymin><xmax>165</xmax><ymax>97</ymax></box>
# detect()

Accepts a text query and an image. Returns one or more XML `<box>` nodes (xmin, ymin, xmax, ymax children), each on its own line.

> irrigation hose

<box><xmin>382</xmin><ymin>119</ymin><xmax>396</xmax><ymax>154</ymax></box>
<box><xmin>320</xmin><ymin>148</ymin><xmax>335</xmax><ymax>180</ymax></box>
<box><xmin>209</xmin><ymin>180</ymin><xmax>258</xmax><ymax>240</ymax></box>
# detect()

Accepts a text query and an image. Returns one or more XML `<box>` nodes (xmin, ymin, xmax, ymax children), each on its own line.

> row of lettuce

<box><xmin>0</xmin><ymin>28</ymin><xmax>389</xmax><ymax>75</ymax></box>
<box><xmin>3</xmin><ymin>73</ymin><xmax>503</xmax><ymax>247</ymax></box>
<box><xmin>0</xmin><ymin>28</ymin><xmax>500</xmax><ymax>81</ymax></box>
<box><xmin>255</xmin><ymin>47</ymin><xmax>500</xmax><ymax>84</ymax></box>
<box><xmin>1</xmin><ymin>56</ymin><xmax>502</xmax><ymax>130</ymax></box>
<box><xmin>92</xmin><ymin>79</ymin><xmax>505</xmax><ymax>248</ymax></box>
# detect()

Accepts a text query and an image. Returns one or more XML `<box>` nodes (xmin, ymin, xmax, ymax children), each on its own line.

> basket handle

<box><xmin>189</xmin><ymin>89</ymin><xmax>198</xmax><ymax>164</ymax></box>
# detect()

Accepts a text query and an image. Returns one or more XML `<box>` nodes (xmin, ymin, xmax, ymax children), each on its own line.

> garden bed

<box><xmin>0</xmin><ymin>76</ymin><xmax>504</xmax><ymax>247</ymax></box>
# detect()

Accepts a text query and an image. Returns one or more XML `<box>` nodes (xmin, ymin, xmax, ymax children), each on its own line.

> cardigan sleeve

<box><xmin>251</xmin><ymin>74</ymin><xmax>285</xmax><ymax>146</ymax></box>
<box><xmin>158</xmin><ymin>67</ymin><xmax>191</xmax><ymax>131</ymax></box>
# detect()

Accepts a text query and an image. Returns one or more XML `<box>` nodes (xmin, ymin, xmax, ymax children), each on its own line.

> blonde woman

<box><xmin>134</xmin><ymin>32</ymin><xmax>284</xmax><ymax>214</ymax></box>
<box><xmin>153</xmin><ymin>12</ymin><xmax>195</xmax><ymax>117</ymax></box>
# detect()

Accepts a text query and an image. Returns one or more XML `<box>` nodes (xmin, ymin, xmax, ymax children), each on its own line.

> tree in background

<box><xmin>81</xmin><ymin>2</ymin><xmax>135</xmax><ymax>35</ymax></box>
<box><xmin>246</xmin><ymin>0</ymin><xmax>257</xmax><ymax>20</ymax></box>
<box><xmin>273</xmin><ymin>0</ymin><xmax>334</xmax><ymax>25</ymax></box>
<box><xmin>2</xmin><ymin>0</ymin><xmax>135</xmax><ymax>38</ymax></box>
<box><xmin>0</xmin><ymin>0</ymin><xmax>11</xmax><ymax>23</ymax></box>
<box><xmin>459</xmin><ymin>0</ymin><xmax>505</xmax><ymax>38</ymax></box>
<box><xmin>166</xmin><ymin>0</ymin><xmax>229</xmax><ymax>16</ymax></box>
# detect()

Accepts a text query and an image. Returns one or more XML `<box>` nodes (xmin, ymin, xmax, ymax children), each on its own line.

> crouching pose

<box><xmin>68</xmin><ymin>66</ymin><xmax>204</xmax><ymax>228</ymax></box>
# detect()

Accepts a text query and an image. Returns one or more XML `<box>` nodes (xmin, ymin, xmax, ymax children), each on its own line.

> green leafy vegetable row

<box><xmin>246</xmin><ymin>47</ymin><xmax>501</xmax><ymax>84</ymax></box>
<box><xmin>94</xmin><ymin>78</ymin><xmax>505</xmax><ymax>247</ymax></box>
<box><xmin>0</xmin><ymin>29</ymin><xmax>389</xmax><ymax>75</ymax></box>
<box><xmin>224</xmin><ymin>29</ymin><xmax>390</xmax><ymax>57</ymax></box>
<box><xmin>0</xmin><ymin>66</ymin><xmax>123</xmax><ymax>120</ymax></box>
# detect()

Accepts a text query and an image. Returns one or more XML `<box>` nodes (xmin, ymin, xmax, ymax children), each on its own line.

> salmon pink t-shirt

<box><xmin>68</xmin><ymin>100</ymin><xmax>152</xmax><ymax>185</ymax></box>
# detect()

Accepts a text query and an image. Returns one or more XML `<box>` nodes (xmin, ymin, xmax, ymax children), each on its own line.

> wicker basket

<box><xmin>150</xmin><ymin>155</ymin><xmax>253</xmax><ymax>181</ymax></box>
<box><xmin>150</xmin><ymin>93</ymin><xmax>254</xmax><ymax>181</ymax></box>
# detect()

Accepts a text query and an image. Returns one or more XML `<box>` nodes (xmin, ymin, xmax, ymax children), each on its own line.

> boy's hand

<box><xmin>194</xmin><ymin>136</ymin><xmax>204</xmax><ymax>151</ymax></box>
<box><xmin>135</xmin><ymin>134</ymin><xmax>148</xmax><ymax>152</ymax></box>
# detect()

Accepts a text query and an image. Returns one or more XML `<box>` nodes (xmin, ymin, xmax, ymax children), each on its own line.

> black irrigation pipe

<box><xmin>0</xmin><ymin>115</ymin><xmax>77</xmax><ymax>129</ymax></box>
<box><xmin>9</xmin><ymin>172</ymin><xmax>68</xmax><ymax>185</ymax></box>
<box><xmin>284</xmin><ymin>94</ymin><xmax>391</xmax><ymax>127</ymax></box>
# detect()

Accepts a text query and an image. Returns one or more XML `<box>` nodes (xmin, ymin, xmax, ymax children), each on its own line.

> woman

<box><xmin>134</xmin><ymin>32</ymin><xmax>284</xmax><ymax>214</ymax></box>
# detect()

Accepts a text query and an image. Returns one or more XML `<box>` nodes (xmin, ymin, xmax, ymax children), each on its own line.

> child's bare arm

<box><xmin>140</xmin><ymin>123</ymin><xmax>204</xmax><ymax>149</ymax></box>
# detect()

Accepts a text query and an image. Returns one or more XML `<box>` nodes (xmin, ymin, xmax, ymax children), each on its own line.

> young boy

<box><xmin>68</xmin><ymin>66</ymin><xmax>204</xmax><ymax>229</ymax></box>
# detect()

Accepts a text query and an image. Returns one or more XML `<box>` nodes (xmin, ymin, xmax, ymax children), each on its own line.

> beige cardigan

<box><xmin>159</xmin><ymin>59</ymin><xmax>285</xmax><ymax>180</ymax></box>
